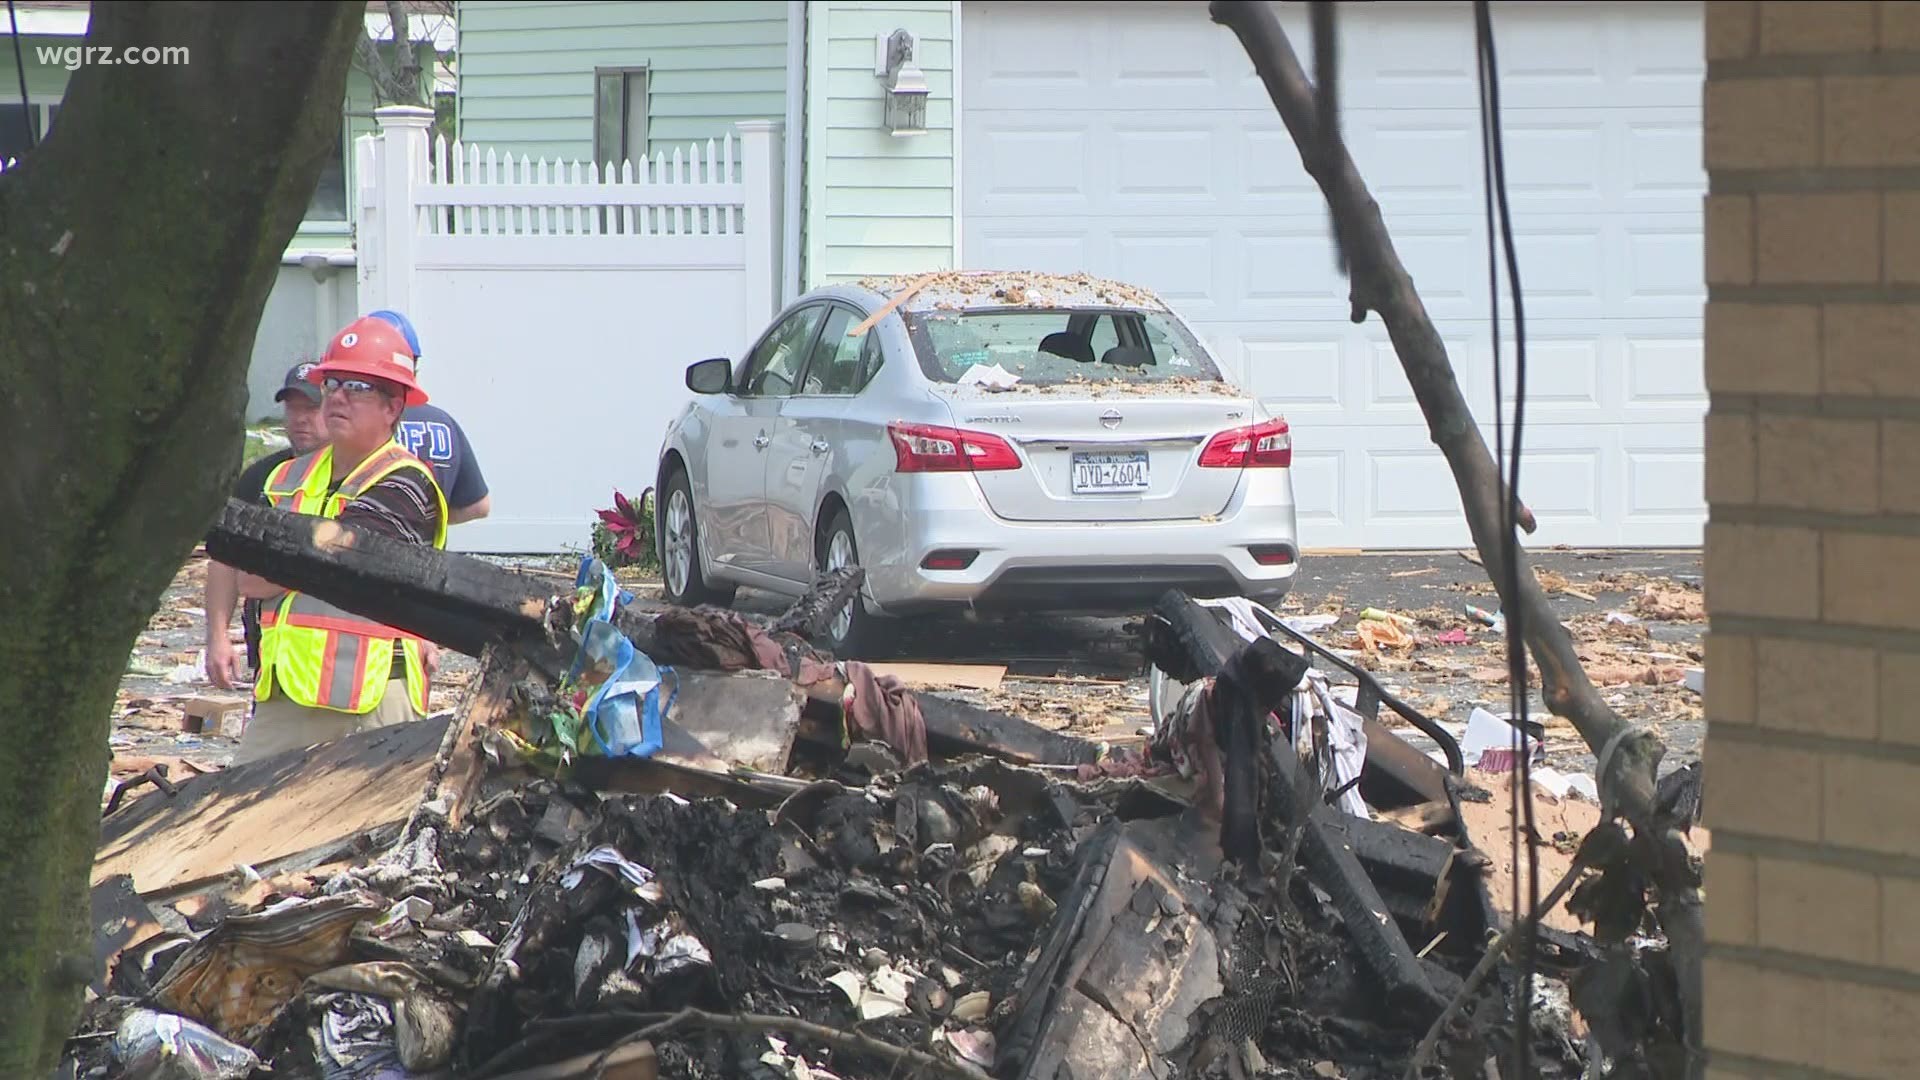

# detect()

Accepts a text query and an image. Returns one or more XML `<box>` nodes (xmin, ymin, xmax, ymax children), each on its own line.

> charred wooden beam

<box><xmin>1147</xmin><ymin>589</ymin><xmax>1448</xmax><ymax>1025</ymax></box>
<box><xmin>1263</xmin><ymin>727</ymin><xmax>1450</xmax><ymax>1026</ymax></box>
<box><xmin>769</xmin><ymin>566</ymin><xmax>867</xmax><ymax>638</ymax></box>
<box><xmin>1332</xmin><ymin>812</ymin><xmax>1454</xmax><ymax>898</ymax></box>
<box><xmin>915</xmin><ymin>694</ymin><xmax>1102</xmax><ymax>767</ymax></box>
<box><xmin>205</xmin><ymin>498</ymin><xmax>562</xmax><ymax>663</ymax></box>
<box><xmin>1323</xmin><ymin>811</ymin><xmax>1501</xmax><ymax>962</ymax></box>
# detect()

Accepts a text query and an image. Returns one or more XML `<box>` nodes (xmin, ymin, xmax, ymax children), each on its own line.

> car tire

<box><xmin>817</xmin><ymin>507</ymin><xmax>886</xmax><ymax>659</ymax></box>
<box><xmin>658</xmin><ymin>467</ymin><xmax>736</xmax><ymax>609</ymax></box>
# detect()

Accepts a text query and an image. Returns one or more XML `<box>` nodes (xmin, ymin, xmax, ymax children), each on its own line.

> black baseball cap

<box><xmin>274</xmin><ymin>361</ymin><xmax>323</xmax><ymax>405</ymax></box>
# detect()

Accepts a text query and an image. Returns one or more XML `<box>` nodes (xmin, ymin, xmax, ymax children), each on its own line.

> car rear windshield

<box><xmin>901</xmin><ymin>307</ymin><xmax>1226</xmax><ymax>388</ymax></box>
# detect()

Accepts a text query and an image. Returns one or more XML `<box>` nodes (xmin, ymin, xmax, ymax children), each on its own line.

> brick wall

<box><xmin>1704</xmin><ymin>3</ymin><xmax>1920</xmax><ymax>1077</ymax></box>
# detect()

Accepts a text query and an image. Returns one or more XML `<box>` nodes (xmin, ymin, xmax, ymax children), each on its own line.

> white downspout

<box><xmin>783</xmin><ymin>0</ymin><xmax>806</xmax><ymax>304</ymax></box>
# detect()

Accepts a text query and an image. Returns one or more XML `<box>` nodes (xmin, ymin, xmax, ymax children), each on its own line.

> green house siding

<box><xmin>803</xmin><ymin>0</ymin><xmax>957</xmax><ymax>288</ymax></box>
<box><xmin>456</xmin><ymin>0</ymin><xmax>789</xmax><ymax>163</ymax></box>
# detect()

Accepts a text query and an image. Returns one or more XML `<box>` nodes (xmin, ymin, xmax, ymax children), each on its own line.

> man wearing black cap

<box><xmin>203</xmin><ymin>362</ymin><xmax>331</xmax><ymax>690</ymax></box>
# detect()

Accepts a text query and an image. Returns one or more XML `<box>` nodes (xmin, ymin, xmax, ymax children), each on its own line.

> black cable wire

<box><xmin>1473</xmin><ymin>2</ymin><xmax>1538</xmax><ymax>1073</ymax></box>
<box><xmin>1471</xmin><ymin>10</ymin><xmax>1513</xmax><ymax>1034</ymax></box>
<box><xmin>6</xmin><ymin>0</ymin><xmax>35</xmax><ymax>155</ymax></box>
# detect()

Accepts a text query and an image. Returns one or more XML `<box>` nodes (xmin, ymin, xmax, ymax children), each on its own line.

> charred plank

<box><xmin>205</xmin><ymin>498</ymin><xmax>559</xmax><ymax>662</ymax></box>
<box><xmin>1265</xmin><ymin>739</ymin><xmax>1449</xmax><ymax>1023</ymax></box>
<box><xmin>914</xmin><ymin>693</ymin><xmax>1103</xmax><ymax>767</ymax></box>
<box><xmin>1322</xmin><ymin>811</ymin><xmax>1501</xmax><ymax>959</ymax></box>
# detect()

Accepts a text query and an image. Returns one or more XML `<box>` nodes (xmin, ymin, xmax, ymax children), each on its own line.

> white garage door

<box><xmin>960</xmin><ymin>0</ymin><xmax>1706</xmax><ymax>549</ymax></box>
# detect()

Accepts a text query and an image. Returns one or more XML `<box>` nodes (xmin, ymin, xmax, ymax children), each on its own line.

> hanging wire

<box><xmin>1473</xmin><ymin>1</ymin><xmax>1538</xmax><ymax>1072</ymax></box>
<box><xmin>6</xmin><ymin>0</ymin><xmax>35</xmax><ymax>155</ymax></box>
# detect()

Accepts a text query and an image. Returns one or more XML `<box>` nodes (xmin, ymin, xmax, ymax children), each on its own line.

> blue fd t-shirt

<box><xmin>398</xmin><ymin>404</ymin><xmax>490</xmax><ymax>511</ymax></box>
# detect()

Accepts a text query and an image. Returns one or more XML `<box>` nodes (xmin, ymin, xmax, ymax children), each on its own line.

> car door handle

<box><xmin>810</xmin><ymin>440</ymin><xmax>830</xmax><ymax>455</ymax></box>
<box><xmin>754</xmin><ymin>433</ymin><xmax>771</xmax><ymax>450</ymax></box>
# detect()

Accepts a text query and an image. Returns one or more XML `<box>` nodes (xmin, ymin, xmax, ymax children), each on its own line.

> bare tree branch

<box><xmin>357</xmin><ymin>0</ymin><xmax>432</xmax><ymax>106</ymax></box>
<box><xmin>1206</xmin><ymin>4</ymin><xmax>1704</xmax><ymax>1074</ymax></box>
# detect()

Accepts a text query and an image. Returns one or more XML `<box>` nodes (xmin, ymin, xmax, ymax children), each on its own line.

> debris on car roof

<box><xmin>67</xmin><ymin>502</ymin><xmax>1686</xmax><ymax>1079</ymax></box>
<box><xmin>932</xmin><ymin>372</ymin><xmax>1245</xmax><ymax>399</ymax></box>
<box><xmin>853</xmin><ymin>270</ymin><xmax>1172</xmax><ymax>314</ymax></box>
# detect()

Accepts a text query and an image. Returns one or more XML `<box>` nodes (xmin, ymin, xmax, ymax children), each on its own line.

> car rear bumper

<box><xmin>860</xmin><ymin>471</ymin><xmax>1300</xmax><ymax>616</ymax></box>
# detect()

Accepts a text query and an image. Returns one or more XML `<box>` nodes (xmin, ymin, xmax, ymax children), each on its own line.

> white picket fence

<box><xmin>354</xmin><ymin>105</ymin><xmax>786</xmax><ymax>554</ymax></box>
<box><xmin>416</xmin><ymin>136</ymin><xmax>749</xmax><ymax>239</ymax></box>
<box><xmin>6</xmin><ymin>110</ymin><xmax>789</xmax><ymax>555</ymax></box>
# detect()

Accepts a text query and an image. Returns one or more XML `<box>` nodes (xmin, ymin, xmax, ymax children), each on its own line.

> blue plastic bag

<box><xmin>563</xmin><ymin>558</ymin><xmax>672</xmax><ymax>759</ymax></box>
<box><xmin>573</xmin><ymin>555</ymin><xmax>636</xmax><ymax>629</ymax></box>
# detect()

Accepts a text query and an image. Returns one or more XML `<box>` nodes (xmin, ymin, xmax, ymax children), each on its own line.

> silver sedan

<box><xmin>653</xmin><ymin>271</ymin><xmax>1301</xmax><ymax>657</ymax></box>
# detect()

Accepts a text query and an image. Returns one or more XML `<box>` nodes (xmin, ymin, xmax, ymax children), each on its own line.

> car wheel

<box><xmin>659</xmin><ymin>467</ymin><xmax>736</xmax><ymax>608</ymax></box>
<box><xmin>818</xmin><ymin>508</ymin><xmax>885</xmax><ymax>658</ymax></box>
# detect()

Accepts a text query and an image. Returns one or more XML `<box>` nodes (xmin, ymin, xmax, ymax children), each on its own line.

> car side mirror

<box><xmin>686</xmin><ymin>357</ymin><xmax>733</xmax><ymax>395</ymax></box>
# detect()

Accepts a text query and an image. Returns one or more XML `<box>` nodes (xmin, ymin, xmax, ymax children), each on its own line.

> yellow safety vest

<box><xmin>255</xmin><ymin>440</ymin><xmax>449</xmax><ymax>716</ymax></box>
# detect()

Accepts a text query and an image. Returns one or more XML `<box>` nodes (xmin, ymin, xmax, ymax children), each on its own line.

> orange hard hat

<box><xmin>308</xmin><ymin>316</ymin><xmax>430</xmax><ymax>407</ymax></box>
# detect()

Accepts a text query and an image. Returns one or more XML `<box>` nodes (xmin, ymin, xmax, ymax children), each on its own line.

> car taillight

<box><xmin>1250</xmin><ymin>545</ymin><xmax>1296</xmax><ymax>566</ymax></box>
<box><xmin>889</xmin><ymin>422</ymin><xmax>1022</xmax><ymax>472</ymax></box>
<box><xmin>921</xmin><ymin>549</ymin><xmax>980</xmax><ymax>570</ymax></box>
<box><xmin>1198</xmin><ymin>418</ymin><xmax>1292</xmax><ymax>468</ymax></box>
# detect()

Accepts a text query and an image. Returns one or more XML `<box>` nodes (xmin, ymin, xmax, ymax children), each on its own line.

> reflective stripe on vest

<box><xmin>255</xmin><ymin>440</ymin><xmax>448</xmax><ymax>714</ymax></box>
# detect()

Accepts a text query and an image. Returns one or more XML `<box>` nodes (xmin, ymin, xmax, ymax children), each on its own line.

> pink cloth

<box><xmin>840</xmin><ymin>661</ymin><xmax>928</xmax><ymax>766</ymax></box>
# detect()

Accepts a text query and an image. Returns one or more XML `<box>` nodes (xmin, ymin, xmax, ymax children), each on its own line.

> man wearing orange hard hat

<box><xmin>232</xmin><ymin>315</ymin><xmax>451</xmax><ymax>765</ymax></box>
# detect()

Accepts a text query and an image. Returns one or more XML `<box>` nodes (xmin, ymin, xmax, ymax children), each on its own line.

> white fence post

<box><xmin>736</xmin><ymin>120</ymin><xmax>784</xmax><ymax>324</ymax></box>
<box><xmin>353</xmin><ymin>132</ymin><xmax>382</xmax><ymax>313</ymax></box>
<box><xmin>373</xmin><ymin>105</ymin><xmax>435</xmax><ymax>318</ymax></box>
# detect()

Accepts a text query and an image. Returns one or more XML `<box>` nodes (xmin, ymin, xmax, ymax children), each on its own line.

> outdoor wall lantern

<box><xmin>880</xmin><ymin>29</ymin><xmax>929</xmax><ymax>137</ymax></box>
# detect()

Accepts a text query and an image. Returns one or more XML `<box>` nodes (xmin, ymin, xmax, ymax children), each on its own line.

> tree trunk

<box><xmin>1207</xmin><ymin>3</ymin><xmax>1704</xmax><ymax>1070</ymax></box>
<box><xmin>0</xmin><ymin>4</ymin><xmax>366</xmax><ymax>1071</ymax></box>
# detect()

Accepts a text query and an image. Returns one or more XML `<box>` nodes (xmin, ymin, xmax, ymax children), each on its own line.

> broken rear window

<box><xmin>902</xmin><ymin>308</ymin><xmax>1226</xmax><ymax>388</ymax></box>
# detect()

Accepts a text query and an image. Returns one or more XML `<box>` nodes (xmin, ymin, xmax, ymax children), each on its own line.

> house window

<box><xmin>593</xmin><ymin>67</ymin><xmax>649</xmax><ymax>170</ymax></box>
<box><xmin>0</xmin><ymin>102</ymin><xmax>57</xmax><ymax>166</ymax></box>
<box><xmin>302</xmin><ymin>124</ymin><xmax>349</xmax><ymax>224</ymax></box>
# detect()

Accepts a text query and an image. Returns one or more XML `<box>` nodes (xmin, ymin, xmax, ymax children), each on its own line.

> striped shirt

<box><xmin>334</xmin><ymin>468</ymin><xmax>443</xmax><ymax>547</ymax></box>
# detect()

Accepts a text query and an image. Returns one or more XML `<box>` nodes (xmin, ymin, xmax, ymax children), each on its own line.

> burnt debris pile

<box><xmin>72</xmin><ymin>532</ymin><xmax>1689</xmax><ymax>1078</ymax></box>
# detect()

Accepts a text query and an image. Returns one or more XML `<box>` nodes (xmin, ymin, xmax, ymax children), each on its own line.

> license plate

<box><xmin>1072</xmin><ymin>451</ymin><xmax>1150</xmax><ymax>494</ymax></box>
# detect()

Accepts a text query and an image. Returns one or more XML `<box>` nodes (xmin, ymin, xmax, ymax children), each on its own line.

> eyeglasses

<box><xmin>322</xmin><ymin>377</ymin><xmax>394</xmax><ymax>400</ymax></box>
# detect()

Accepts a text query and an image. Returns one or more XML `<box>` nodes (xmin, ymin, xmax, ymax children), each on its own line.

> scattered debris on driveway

<box><xmin>72</xmin><ymin>511</ymin><xmax>1704</xmax><ymax>1078</ymax></box>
